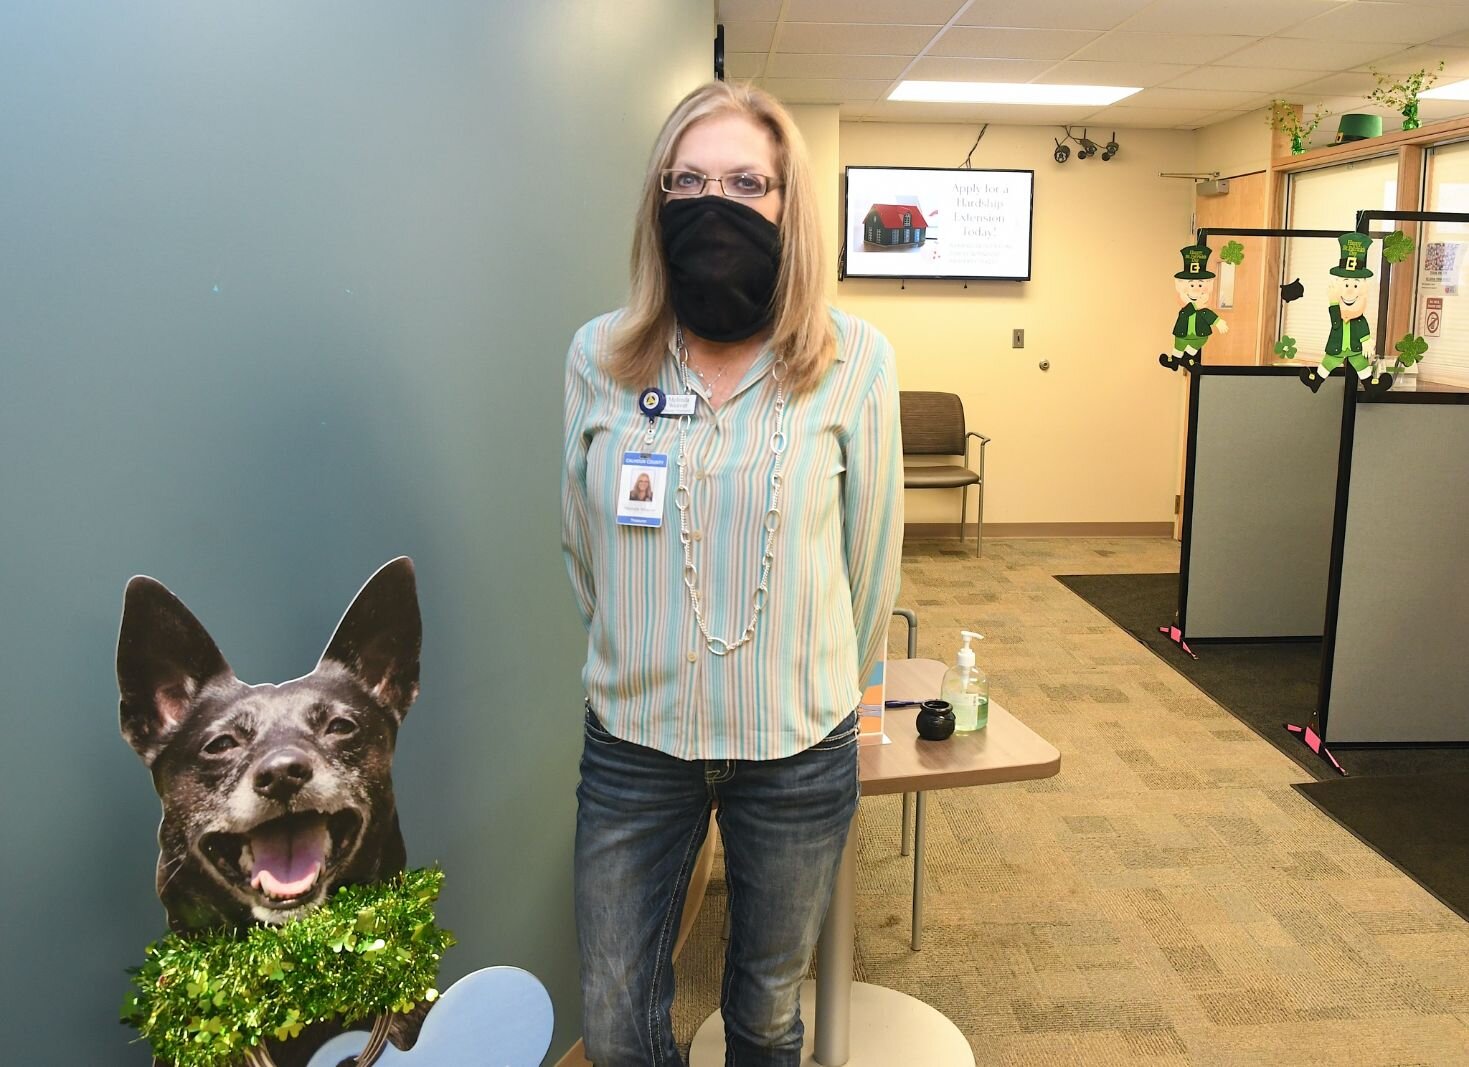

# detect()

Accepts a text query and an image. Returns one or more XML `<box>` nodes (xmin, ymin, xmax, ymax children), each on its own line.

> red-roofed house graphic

<box><xmin>863</xmin><ymin>203</ymin><xmax>928</xmax><ymax>248</ymax></box>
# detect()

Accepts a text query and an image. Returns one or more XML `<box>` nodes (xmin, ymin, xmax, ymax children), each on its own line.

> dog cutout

<box><xmin>118</xmin><ymin>558</ymin><xmax>425</xmax><ymax>1065</ymax></box>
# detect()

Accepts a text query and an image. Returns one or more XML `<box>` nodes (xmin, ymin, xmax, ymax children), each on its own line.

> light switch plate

<box><xmin>1012</xmin><ymin>329</ymin><xmax>1024</xmax><ymax>349</ymax></box>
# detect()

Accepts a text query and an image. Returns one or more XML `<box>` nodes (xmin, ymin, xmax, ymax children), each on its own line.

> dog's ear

<box><xmin>117</xmin><ymin>576</ymin><xmax>234</xmax><ymax>766</ymax></box>
<box><xmin>319</xmin><ymin>557</ymin><xmax>422</xmax><ymax>721</ymax></box>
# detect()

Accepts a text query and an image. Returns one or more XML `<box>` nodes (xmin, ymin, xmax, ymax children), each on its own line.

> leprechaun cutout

<box><xmin>1298</xmin><ymin>231</ymin><xmax>1392</xmax><ymax>397</ymax></box>
<box><xmin>1160</xmin><ymin>244</ymin><xmax>1229</xmax><ymax>372</ymax></box>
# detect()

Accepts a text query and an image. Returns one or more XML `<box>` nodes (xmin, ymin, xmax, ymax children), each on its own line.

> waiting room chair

<box><xmin>898</xmin><ymin>391</ymin><xmax>990</xmax><ymax>557</ymax></box>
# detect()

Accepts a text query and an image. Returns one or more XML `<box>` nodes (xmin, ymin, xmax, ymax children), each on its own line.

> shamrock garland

<box><xmin>1220</xmin><ymin>240</ymin><xmax>1245</xmax><ymax>267</ymax></box>
<box><xmin>1274</xmin><ymin>336</ymin><xmax>1298</xmax><ymax>361</ymax></box>
<box><xmin>1383</xmin><ymin>230</ymin><xmax>1415</xmax><ymax>264</ymax></box>
<box><xmin>122</xmin><ymin>868</ymin><xmax>454</xmax><ymax>1067</ymax></box>
<box><xmin>1394</xmin><ymin>332</ymin><xmax>1429</xmax><ymax>369</ymax></box>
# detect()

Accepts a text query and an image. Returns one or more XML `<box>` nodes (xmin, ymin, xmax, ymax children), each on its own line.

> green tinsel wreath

<box><xmin>121</xmin><ymin>867</ymin><xmax>455</xmax><ymax>1067</ymax></box>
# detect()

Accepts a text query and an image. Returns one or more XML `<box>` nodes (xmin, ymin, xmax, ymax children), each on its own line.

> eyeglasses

<box><xmin>660</xmin><ymin>169</ymin><xmax>780</xmax><ymax>198</ymax></box>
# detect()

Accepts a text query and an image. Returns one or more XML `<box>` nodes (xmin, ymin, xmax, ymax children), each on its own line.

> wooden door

<box><xmin>1192</xmin><ymin>171</ymin><xmax>1268</xmax><ymax>364</ymax></box>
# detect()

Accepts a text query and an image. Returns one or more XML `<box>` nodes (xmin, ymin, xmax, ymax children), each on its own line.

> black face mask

<box><xmin>659</xmin><ymin>195</ymin><xmax>781</xmax><ymax>343</ymax></box>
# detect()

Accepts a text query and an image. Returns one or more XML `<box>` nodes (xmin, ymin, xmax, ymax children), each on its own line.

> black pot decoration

<box><xmin>916</xmin><ymin>699</ymin><xmax>956</xmax><ymax>741</ymax></box>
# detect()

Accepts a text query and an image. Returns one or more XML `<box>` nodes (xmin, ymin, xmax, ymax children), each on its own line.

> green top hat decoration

<box><xmin>1335</xmin><ymin>114</ymin><xmax>1383</xmax><ymax>143</ymax></box>
<box><xmin>1330</xmin><ymin>232</ymin><xmax>1374</xmax><ymax>278</ymax></box>
<box><xmin>1175</xmin><ymin>244</ymin><xmax>1215</xmax><ymax>279</ymax></box>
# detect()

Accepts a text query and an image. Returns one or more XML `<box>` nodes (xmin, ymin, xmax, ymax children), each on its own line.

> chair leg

<box><xmin>959</xmin><ymin>485</ymin><xmax>969</xmax><ymax>547</ymax></box>
<box><xmin>975</xmin><ymin>479</ymin><xmax>985</xmax><ymax>558</ymax></box>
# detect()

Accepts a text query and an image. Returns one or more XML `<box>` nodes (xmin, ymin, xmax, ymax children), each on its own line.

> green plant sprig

<box><xmin>1267</xmin><ymin>99</ymin><xmax>1326</xmax><ymax>141</ymax></box>
<box><xmin>122</xmin><ymin>868</ymin><xmax>454</xmax><ymax>1067</ymax></box>
<box><xmin>1368</xmin><ymin>63</ymin><xmax>1444</xmax><ymax>112</ymax></box>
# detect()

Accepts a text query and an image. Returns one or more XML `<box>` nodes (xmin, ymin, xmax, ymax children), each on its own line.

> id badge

<box><xmin>617</xmin><ymin>452</ymin><xmax>668</xmax><ymax>527</ymax></box>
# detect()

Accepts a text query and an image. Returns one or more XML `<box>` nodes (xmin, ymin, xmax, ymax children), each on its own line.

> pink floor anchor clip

<box><xmin>1158</xmin><ymin>624</ymin><xmax>1198</xmax><ymax>660</ymax></box>
<box><xmin>1285</xmin><ymin>721</ymin><xmax>1348</xmax><ymax>776</ymax></box>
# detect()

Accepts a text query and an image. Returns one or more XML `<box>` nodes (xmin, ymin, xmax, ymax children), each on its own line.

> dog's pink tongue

<box><xmin>249</xmin><ymin>817</ymin><xmax>328</xmax><ymax>899</ymax></box>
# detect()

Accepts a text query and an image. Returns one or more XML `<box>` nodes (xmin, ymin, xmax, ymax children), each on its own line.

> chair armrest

<box><xmin>891</xmin><ymin>608</ymin><xmax>918</xmax><ymax>660</ymax></box>
<box><xmin>966</xmin><ymin>431</ymin><xmax>991</xmax><ymax>445</ymax></box>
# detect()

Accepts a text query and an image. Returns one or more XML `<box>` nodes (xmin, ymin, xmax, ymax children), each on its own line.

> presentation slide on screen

<box><xmin>844</xmin><ymin>167</ymin><xmax>1033</xmax><ymax>280</ymax></box>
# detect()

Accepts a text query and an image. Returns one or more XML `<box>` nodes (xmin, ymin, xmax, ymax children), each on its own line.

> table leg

<box><xmin>814</xmin><ymin>817</ymin><xmax>858</xmax><ymax>1067</ymax></box>
<box><xmin>900</xmin><ymin>792</ymin><xmax>912</xmax><ymax>856</ymax></box>
<box><xmin>911</xmin><ymin>792</ymin><xmax>926</xmax><ymax>952</ymax></box>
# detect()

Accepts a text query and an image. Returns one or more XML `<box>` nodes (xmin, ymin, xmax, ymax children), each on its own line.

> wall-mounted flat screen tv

<box><xmin>842</xmin><ymin>166</ymin><xmax>1034</xmax><ymax>282</ymax></box>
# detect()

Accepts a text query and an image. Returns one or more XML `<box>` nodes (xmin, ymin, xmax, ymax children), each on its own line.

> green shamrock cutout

<box><xmin>1394</xmin><ymin>332</ymin><xmax>1428</xmax><ymax>367</ymax></box>
<box><xmin>1274</xmin><ymin>335</ymin><xmax>1298</xmax><ymax>360</ymax></box>
<box><xmin>1383</xmin><ymin>230</ymin><xmax>1415</xmax><ymax>264</ymax></box>
<box><xmin>1220</xmin><ymin>240</ymin><xmax>1245</xmax><ymax>266</ymax></box>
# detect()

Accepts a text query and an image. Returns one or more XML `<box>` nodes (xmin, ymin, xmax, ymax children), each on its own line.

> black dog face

<box><xmin>118</xmin><ymin>558</ymin><xmax>421</xmax><ymax>933</ymax></box>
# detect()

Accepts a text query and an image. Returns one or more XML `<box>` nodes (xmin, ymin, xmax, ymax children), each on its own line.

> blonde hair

<box><xmin>607</xmin><ymin>81</ymin><xmax>835</xmax><ymax>393</ymax></box>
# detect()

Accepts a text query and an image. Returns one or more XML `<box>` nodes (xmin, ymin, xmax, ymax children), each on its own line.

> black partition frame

<box><xmin>1175</xmin><ymin>365</ymin><xmax>1348</xmax><ymax>643</ymax></box>
<box><xmin>1308</xmin><ymin>210</ymin><xmax>1469</xmax><ymax>745</ymax></box>
<box><xmin>1171</xmin><ymin>227</ymin><xmax>1364</xmax><ymax>646</ymax></box>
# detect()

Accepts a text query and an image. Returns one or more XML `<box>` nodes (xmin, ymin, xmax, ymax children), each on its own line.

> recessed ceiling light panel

<box><xmin>889</xmin><ymin>81</ymin><xmax>1142</xmax><ymax>106</ymax></box>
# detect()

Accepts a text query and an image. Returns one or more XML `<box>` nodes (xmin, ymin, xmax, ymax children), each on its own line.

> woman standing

<box><xmin>562</xmin><ymin>81</ymin><xmax>903</xmax><ymax>1066</ymax></box>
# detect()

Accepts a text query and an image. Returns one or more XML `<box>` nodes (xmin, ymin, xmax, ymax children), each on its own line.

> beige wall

<box><xmin>1195</xmin><ymin>108</ymin><xmax>1275</xmax><ymax>181</ymax></box>
<box><xmin>785</xmin><ymin>104</ymin><xmax>841</xmax><ymax>298</ymax></box>
<box><xmin>823</xmin><ymin>120</ymin><xmax>1196</xmax><ymax>527</ymax></box>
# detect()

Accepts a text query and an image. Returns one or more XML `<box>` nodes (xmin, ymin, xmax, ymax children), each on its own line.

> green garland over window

<box><xmin>122</xmin><ymin>867</ymin><xmax>455</xmax><ymax>1067</ymax></box>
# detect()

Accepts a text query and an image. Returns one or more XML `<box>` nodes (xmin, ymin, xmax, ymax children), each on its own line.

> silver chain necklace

<box><xmin>688</xmin><ymin>359</ymin><xmax>731</xmax><ymax>395</ymax></box>
<box><xmin>673</xmin><ymin>325</ymin><xmax>788</xmax><ymax>656</ymax></box>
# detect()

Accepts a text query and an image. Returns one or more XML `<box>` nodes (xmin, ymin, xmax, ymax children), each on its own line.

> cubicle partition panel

<box><xmin>1177</xmin><ymin>367</ymin><xmax>1345</xmax><ymax>640</ymax></box>
<box><xmin>1319</xmin><ymin>391</ymin><xmax>1469</xmax><ymax>742</ymax></box>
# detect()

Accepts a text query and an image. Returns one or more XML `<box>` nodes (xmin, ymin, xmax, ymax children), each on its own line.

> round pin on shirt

<box><xmin>639</xmin><ymin>387</ymin><xmax>667</xmax><ymax>417</ymax></box>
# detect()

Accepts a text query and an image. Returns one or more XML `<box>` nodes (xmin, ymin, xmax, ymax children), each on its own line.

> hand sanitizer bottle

<box><xmin>940</xmin><ymin>630</ymin><xmax>989</xmax><ymax>732</ymax></box>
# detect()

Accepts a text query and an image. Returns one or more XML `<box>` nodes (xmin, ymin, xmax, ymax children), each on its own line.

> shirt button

<box><xmin>687</xmin><ymin>651</ymin><xmax>698</xmax><ymax>663</ymax></box>
<box><xmin>692</xmin><ymin>530</ymin><xmax>703</xmax><ymax>541</ymax></box>
<box><xmin>696</xmin><ymin>470</ymin><xmax>707</xmax><ymax>481</ymax></box>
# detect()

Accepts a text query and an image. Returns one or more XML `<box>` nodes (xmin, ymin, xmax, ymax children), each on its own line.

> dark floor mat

<box><xmin>1295</xmin><ymin>772</ymin><xmax>1469</xmax><ymax>922</ymax></box>
<box><xmin>1054</xmin><ymin>572</ymin><xmax>1469</xmax><ymax>781</ymax></box>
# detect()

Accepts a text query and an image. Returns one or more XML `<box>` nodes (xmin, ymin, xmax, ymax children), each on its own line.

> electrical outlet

<box><xmin>1012</xmin><ymin>328</ymin><xmax>1024</xmax><ymax>349</ymax></box>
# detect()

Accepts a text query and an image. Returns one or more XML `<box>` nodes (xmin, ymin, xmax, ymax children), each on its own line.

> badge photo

<box><xmin>617</xmin><ymin>452</ymin><xmax>668</xmax><ymax>527</ymax></box>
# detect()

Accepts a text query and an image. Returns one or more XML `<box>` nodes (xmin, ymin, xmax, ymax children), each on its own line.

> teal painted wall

<box><xmin>0</xmin><ymin>2</ymin><xmax>710</xmax><ymax>1060</ymax></box>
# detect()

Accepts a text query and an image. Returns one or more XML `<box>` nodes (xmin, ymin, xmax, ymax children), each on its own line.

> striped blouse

<box><xmin>561</xmin><ymin>307</ymin><xmax>903</xmax><ymax>761</ymax></box>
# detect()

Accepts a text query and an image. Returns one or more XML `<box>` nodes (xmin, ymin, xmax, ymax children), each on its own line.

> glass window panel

<box><xmin>1280</xmin><ymin>156</ymin><xmax>1397</xmax><ymax>363</ymax></box>
<box><xmin>1413</xmin><ymin>139</ymin><xmax>1469</xmax><ymax>385</ymax></box>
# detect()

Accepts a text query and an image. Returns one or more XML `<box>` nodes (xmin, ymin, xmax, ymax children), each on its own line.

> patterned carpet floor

<box><xmin>671</xmin><ymin>537</ymin><xmax>1469</xmax><ymax>1065</ymax></box>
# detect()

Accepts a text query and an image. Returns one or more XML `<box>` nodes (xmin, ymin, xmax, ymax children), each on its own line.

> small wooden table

<box><xmin>692</xmin><ymin>659</ymin><xmax>1061</xmax><ymax>1066</ymax></box>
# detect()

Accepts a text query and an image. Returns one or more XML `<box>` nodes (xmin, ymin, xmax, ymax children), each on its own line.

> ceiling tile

<box><xmin>1123</xmin><ymin>87</ymin><xmax>1274</xmax><ymax>111</ymax></box>
<box><xmin>775</xmin><ymin>22</ymin><xmax>937</xmax><ymax>56</ymax></box>
<box><xmin>1288</xmin><ymin>71</ymin><xmax>1379</xmax><ymax>97</ymax></box>
<box><xmin>784</xmin><ymin>0</ymin><xmax>967</xmax><ymax>25</ymax></box>
<box><xmin>716</xmin><ymin>0</ymin><xmax>784</xmax><ymax>19</ymax></box>
<box><xmin>1086</xmin><ymin>104</ymin><xmax>1222</xmax><ymax>127</ymax></box>
<box><xmin>1436</xmin><ymin>30</ymin><xmax>1469</xmax><ymax>48</ymax></box>
<box><xmin>1215</xmin><ymin>37</ymin><xmax>1401</xmax><ymax>70</ymax></box>
<box><xmin>904</xmin><ymin>56</ymin><xmax>1056</xmax><ymax>81</ymax></box>
<box><xmin>955</xmin><ymin>0</ymin><xmax>1153</xmax><ymax>31</ymax></box>
<box><xmin>1070</xmin><ymin>32</ymin><xmax>1260</xmax><ymax>65</ymax></box>
<box><xmin>723</xmin><ymin>21</ymin><xmax>777</xmax><ymax>53</ymax></box>
<box><xmin>1291</xmin><ymin>2</ymin><xmax>1469</xmax><ymax>46</ymax></box>
<box><xmin>1117</xmin><ymin>0</ymin><xmax>1343</xmax><ymax>37</ymax></box>
<box><xmin>1419</xmin><ymin>99</ymin><xmax>1469</xmax><ymax>122</ymax></box>
<box><xmin>765</xmin><ymin>52</ymin><xmax>911</xmax><ymax>79</ymax></box>
<box><xmin>760</xmin><ymin>78</ymin><xmax>892</xmax><ymax>104</ymax></box>
<box><xmin>929</xmin><ymin>26</ymin><xmax>1102</xmax><ymax>60</ymax></box>
<box><xmin>857</xmin><ymin>98</ymin><xmax>1108</xmax><ymax>125</ymax></box>
<box><xmin>1360</xmin><ymin>45</ymin><xmax>1469</xmax><ymax>75</ymax></box>
<box><xmin>725</xmin><ymin>52</ymin><xmax>767</xmax><ymax>79</ymax></box>
<box><xmin>1036</xmin><ymin>61</ymin><xmax>1194</xmax><ymax>88</ymax></box>
<box><xmin>1162</xmin><ymin>66</ymin><xmax>1327</xmax><ymax>93</ymax></box>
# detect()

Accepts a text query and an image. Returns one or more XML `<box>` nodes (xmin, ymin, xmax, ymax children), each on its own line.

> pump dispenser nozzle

<box><xmin>956</xmin><ymin>630</ymin><xmax>983</xmax><ymax>668</ymax></box>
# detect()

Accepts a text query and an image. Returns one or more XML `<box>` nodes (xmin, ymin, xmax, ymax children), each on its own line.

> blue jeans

<box><xmin>575</xmin><ymin>705</ymin><xmax>860</xmax><ymax>1067</ymax></box>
